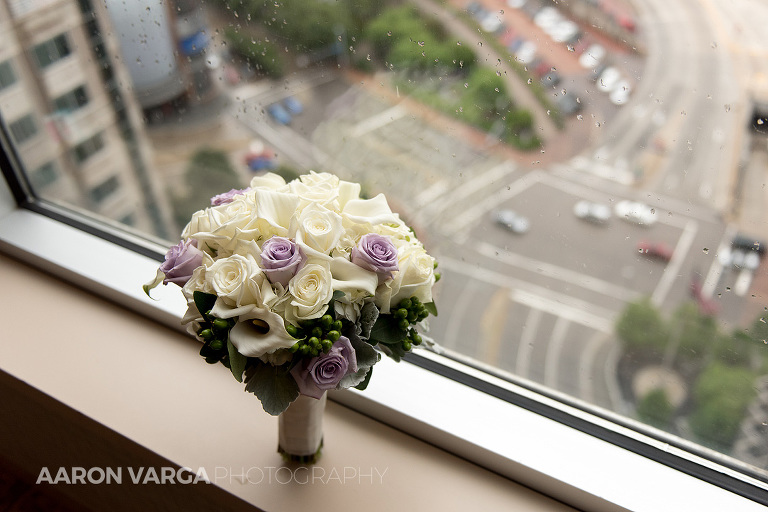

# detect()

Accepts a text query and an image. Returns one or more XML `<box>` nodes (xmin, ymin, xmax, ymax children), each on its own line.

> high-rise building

<box><xmin>0</xmin><ymin>0</ymin><xmax>175</xmax><ymax>239</ymax></box>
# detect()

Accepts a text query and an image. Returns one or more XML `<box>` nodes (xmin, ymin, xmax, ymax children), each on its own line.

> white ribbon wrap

<box><xmin>278</xmin><ymin>393</ymin><xmax>326</xmax><ymax>457</ymax></box>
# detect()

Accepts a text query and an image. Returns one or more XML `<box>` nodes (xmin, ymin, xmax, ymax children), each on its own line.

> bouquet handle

<box><xmin>278</xmin><ymin>393</ymin><xmax>326</xmax><ymax>463</ymax></box>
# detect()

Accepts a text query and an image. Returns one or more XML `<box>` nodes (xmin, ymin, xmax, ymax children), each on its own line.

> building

<box><xmin>0</xmin><ymin>0</ymin><xmax>175</xmax><ymax>239</ymax></box>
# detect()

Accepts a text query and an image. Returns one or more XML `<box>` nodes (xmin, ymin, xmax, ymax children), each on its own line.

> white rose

<box><xmin>182</xmin><ymin>208</ymin><xmax>213</xmax><ymax>240</ymax></box>
<box><xmin>285</xmin><ymin>262</ymin><xmax>334</xmax><ymax>323</ymax></box>
<box><xmin>294</xmin><ymin>203</ymin><xmax>343</xmax><ymax>255</ymax></box>
<box><xmin>289</xmin><ymin>171</ymin><xmax>340</xmax><ymax>211</ymax></box>
<box><xmin>186</xmin><ymin>199</ymin><xmax>255</xmax><ymax>257</ymax></box>
<box><xmin>249</xmin><ymin>172</ymin><xmax>288</xmax><ymax>191</ymax></box>
<box><xmin>375</xmin><ymin>245</ymin><xmax>435</xmax><ymax>313</ymax></box>
<box><xmin>181</xmin><ymin>261</ymin><xmax>213</xmax><ymax>301</ymax></box>
<box><xmin>205</xmin><ymin>254</ymin><xmax>265</xmax><ymax>307</ymax></box>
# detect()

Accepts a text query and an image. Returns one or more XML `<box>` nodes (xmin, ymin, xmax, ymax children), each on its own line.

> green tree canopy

<box><xmin>616</xmin><ymin>297</ymin><xmax>668</xmax><ymax>354</ymax></box>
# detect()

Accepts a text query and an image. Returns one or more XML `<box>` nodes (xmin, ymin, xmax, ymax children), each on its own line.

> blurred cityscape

<box><xmin>2</xmin><ymin>0</ymin><xmax>768</xmax><ymax>475</ymax></box>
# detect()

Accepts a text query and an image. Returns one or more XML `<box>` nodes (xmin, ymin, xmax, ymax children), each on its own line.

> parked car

<box><xmin>515</xmin><ymin>41</ymin><xmax>537</xmax><ymax>64</ymax></box>
<box><xmin>283</xmin><ymin>96</ymin><xmax>303</xmax><ymax>115</ymax></box>
<box><xmin>267</xmin><ymin>103</ymin><xmax>291</xmax><ymax>125</ymax></box>
<box><xmin>495</xmin><ymin>209</ymin><xmax>530</xmax><ymax>234</ymax></box>
<box><xmin>579</xmin><ymin>43</ymin><xmax>606</xmax><ymax>69</ymax></box>
<box><xmin>615</xmin><ymin>200</ymin><xmax>657</xmax><ymax>225</ymax></box>
<box><xmin>557</xmin><ymin>93</ymin><xmax>582</xmax><ymax>115</ymax></box>
<box><xmin>596</xmin><ymin>66</ymin><xmax>621</xmax><ymax>92</ymax></box>
<box><xmin>573</xmin><ymin>200</ymin><xmax>610</xmax><ymax>223</ymax></box>
<box><xmin>609</xmin><ymin>80</ymin><xmax>632</xmax><ymax>105</ymax></box>
<box><xmin>243</xmin><ymin>140</ymin><xmax>276</xmax><ymax>171</ymax></box>
<box><xmin>637</xmin><ymin>240</ymin><xmax>673</xmax><ymax>262</ymax></box>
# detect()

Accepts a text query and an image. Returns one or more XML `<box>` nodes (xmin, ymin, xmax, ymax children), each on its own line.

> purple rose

<box><xmin>260</xmin><ymin>236</ymin><xmax>305</xmax><ymax>287</ymax></box>
<box><xmin>160</xmin><ymin>239</ymin><xmax>204</xmax><ymax>286</ymax></box>
<box><xmin>211</xmin><ymin>188</ymin><xmax>249</xmax><ymax>206</ymax></box>
<box><xmin>290</xmin><ymin>337</ymin><xmax>358</xmax><ymax>399</ymax></box>
<box><xmin>351</xmin><ymin>233</ymin><xmax>399</xmax><ymax>283</ymax></box>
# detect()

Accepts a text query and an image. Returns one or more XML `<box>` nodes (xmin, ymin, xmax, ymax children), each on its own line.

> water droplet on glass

<box><xmin>703</xmin><ymin>248</ymin><xmax>709</xmax><ymax>254</ymax></box>
<box><xmin>725</xmin><ymin>104</ymin><xmax>731</xmax><ymax>112</ymax></box>
<box><xmin>527</xmin><ymin>78</ymin><xmax>532</xmax><ymax>84</ymax></box>
<box><xmin>577</xmin><ymin>114</ymin><xmax>583</xmax><ymax>120</ymax></box>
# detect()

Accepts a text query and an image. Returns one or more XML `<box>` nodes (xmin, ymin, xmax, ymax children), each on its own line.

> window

<box><xmin>53</xmin><ymin>86</ymin><xmax>89</xmax><ymax>113</ymax></box>
<box><xmin>8</xmin><ymin>114</ymin><xmax>37</xmax><ymax>145</ymax></box>
<box><xmin>31</xmin><ymin>34</ymin><xmax>72</xmax><ymax>69</ymax></box>
<box><xmin>0</xmin><ymin>60</ymin><xmax>16</xmax><ymax>90</ymax></box>
<box><xmin>1</xmin><ymin>0</ymin><xmax>768</xmax><ymax>508</ymax></box>
<box><xmin>88</xmin><ymin>175</ymin><xmax>119</xmax><ymax>204</ymax></box>
<box><xmin>28</xmin><ymin>162</ymin><xmax>58</xmax><ymax>189</ymax></box>
<box><xmin>72</xmin><ymin>133</ymin><xmax>104</xmax><ymax>164</ymax></box>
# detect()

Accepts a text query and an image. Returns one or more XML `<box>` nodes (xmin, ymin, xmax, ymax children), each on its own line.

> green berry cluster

<box><xmin>197</xmin><ymin>311</ymin><xmax>236</xmax><ymax>365</ymax></box>
<box><xmin>287</xmin><ymin>314</ymin><xmax>343</xmax><ymax>358</ymax></box>
<box><xmin>393</xmin><ymin>297</ymin><xmax>426</xmax><ymax>352</ymax></box>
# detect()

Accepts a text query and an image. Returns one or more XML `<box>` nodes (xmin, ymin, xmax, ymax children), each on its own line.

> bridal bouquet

<box><xmin>146</xmin><ymin>171</ymin><xmax>438</xmax><ymax>416</ymax></box>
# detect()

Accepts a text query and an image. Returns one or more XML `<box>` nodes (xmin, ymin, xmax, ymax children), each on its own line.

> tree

<box><xmin>636</xmin><ymin>388</ymin><xmax>674</xmax><ymax>429</ymax></box>
<box><xmin>172</xmin><ymin>149</ymin><xmax>242</xmax><ymax>227</ymax></box>
<box><xmin>616</xmin><ymin>297</ymin><xmax>668</xmax><ymax>354</ymax></box>
<box><xmin>689</xmin><ymin>362</ymin><xmax>756</xmax><ymax>450</ymax></box>
<box><xmin>672</xmin><ymin>301</ymin><xmax>719</xmax><ymax>361</ymax></box>
<box><xmin>223</xmin><ymin>28</ymin><xmax>283</xmax><ymax>78</ymax></box>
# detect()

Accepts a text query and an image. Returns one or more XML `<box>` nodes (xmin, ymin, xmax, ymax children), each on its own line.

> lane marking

<box><xmin>515</xmin><ymin>307</ymin><xmax>542</xmax><ymax>378</ymax></box>
<box><xmin>476</xmin><ymin>241</ymin><xmax>638</xmax><ymax>302</ymax></box>
<box><xmin>544</xmin><ymin>317</ymin><xmax>570</xmax><ymax>389</ymax></box>
<box><xmin>438</xmin><ymin>257</ymin><xmax>618</xmax><ymax>331</ymax></box>
<box><xmin>651</xmin><ymin>219</ymin><xmax>698</xmax><ymax>306</ymax></box>
<box><xmin>349</xmin><ymin>104</ymin><xmax>407</xmax><ymax>138</ymax></box>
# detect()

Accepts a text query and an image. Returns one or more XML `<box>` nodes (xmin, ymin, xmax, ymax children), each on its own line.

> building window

<box><xmin>53</xmin><ymin>85</ymin><xmax>89</xmax><ymax>113</ymax></box>
<box><xmin>72</xmin><ymin>133</ymin><xmax>104</xmax><ymax>164</ymax></box>
<box><xmin>0</xmin><ymin>60</ymin><xmax>16</xmax><ymax>90</ymax></box>
<box><xmin>89</xmin><ymin>175</ymin><xmax>119</xmax><ymax>204</ymax></box>
<box><xmin>28</xmin><ymin>162</ymin><xmax>58</xmax><ymax>189</ymax></box>
<box><xmin>32</xmin><ymin>34</ymin><xmax>72</xmax><ymax>69</ymax></box>
<box><xmin>8</xmin><ymin>114</ymin><xmax>38</xmax><ymax>145</ymax></box>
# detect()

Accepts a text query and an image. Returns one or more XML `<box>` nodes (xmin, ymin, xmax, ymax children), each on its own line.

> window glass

<box><xmin>53</xmin><ymin>85</ymin><xmax>89</xmax><ymax>113</ymax></box>
<box><xmin>31</xmin><ymin>34</ymin><xmax>71</xmax><ymax>69</ymax></box>
<box><xmin>8</xmin><ymin>114</ymin><xmax>37</xmax><ymax>145</ymax></box>
<box><xmin>2</xmin><ymin>0</ymin><xmax>768</xmax><ymax>483</ymax></box>
<box><xmin>0</xmin><ymin>60</ymin><xmax>16</xmax><ymax>90</ymax></box>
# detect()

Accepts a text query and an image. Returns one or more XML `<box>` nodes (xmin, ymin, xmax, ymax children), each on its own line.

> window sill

<box><xmin>0</xmin><ymin>204</ymin><xmax>766</xmax><ymax>511</ymax></box>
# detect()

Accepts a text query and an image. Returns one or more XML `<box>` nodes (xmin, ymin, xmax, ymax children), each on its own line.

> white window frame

<box><xmin>1</xmin><ymin>146</ymin><xmax>767</xmax><ymax>511</ymax></box>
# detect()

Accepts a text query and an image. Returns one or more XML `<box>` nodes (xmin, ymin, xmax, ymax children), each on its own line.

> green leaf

<box><xmin>424</xmin><ymin>301</ymin><xmax>438</xmax><ymax>317</ymax></box>
<box><xmin>244</xmin><ymin>362</ymin><xmax>300</xmax><ymax>416</ymax></box>
<box><xmin>193</xmin><ymin>291</ymin><xmax>217</xmax><ymax>317</ymax></box>
<box><xmin>358</xmin><ymin>302</ymin><xmax>379</xmax><ymax>340</ymax></box>
<box><xmin>354</xmin><ymin>367</ymin><xmax>373</xmax><ymax>391</ymax></box>
<box><xmin>380</xmin><ymin>342</ymin><xmax>406</xmax><ymax>362</ymax></box>
<box><xmin>368</xmin><ymin>314</ymin><xmax>407</xmax><ymax>345</ymax></box>
<box><xmin>337</xmin><ymin>330</ymin><xmax>381</xmax><ymax>389</ymax></box>
<box><xmin>227</xmin><ymin>340</ymin><xmax>248</xmax><ymax>383</ymax></box>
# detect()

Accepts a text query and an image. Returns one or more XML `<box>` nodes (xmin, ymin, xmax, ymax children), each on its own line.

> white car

<box><xmin>495</xmin><ymin>209</ymin><xmax>530</xmax><ymax>234</ymax></box>
<box><xmin>515</xmin><ymin>41</ymin><xmax>537</xmax><ymax>64</ymax></box>
<box><xmin>596</xmin><ymin>67</ymin><xmax>621</xmax><ymax>93</ymax></box>
<box><xmin>574</xmin><ymin>200</ymin><xmax>611</xmax><ymax>224</ymax></box>
<box><xmin>609</xmin><ymin>80</ymin><xmax>632</xmax><ymax>105</ymax></box>
<box><xmin>614</xmin><ymin>200</ymin><xmax>656</xmax><ymax>226</ymax></box>
<box><xmin>550</xmin><ymin>20</ymin><xmax>580</xmax><ymax>43</ymax></box>
<box><xmin>534</xmin><ymin>7</ymin><xmax>562</xmax><ymax>32</ymax></box>
<box><xmin>579</xmin><ymin>44</ymin><xmax>606</xmax><ymax>69</ymax></box>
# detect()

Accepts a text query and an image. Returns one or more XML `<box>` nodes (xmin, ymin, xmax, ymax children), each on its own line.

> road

<box><xmin>204</xmin><ymin>0</ymin><xmax>768</xmax><ymax>414</ymax></box>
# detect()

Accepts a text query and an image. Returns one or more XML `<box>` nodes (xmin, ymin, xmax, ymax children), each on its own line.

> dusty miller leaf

<box><xmin>244</xmin><ymin>362</ymin><xmax>299</xmax><ymax>416</ymax></box>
